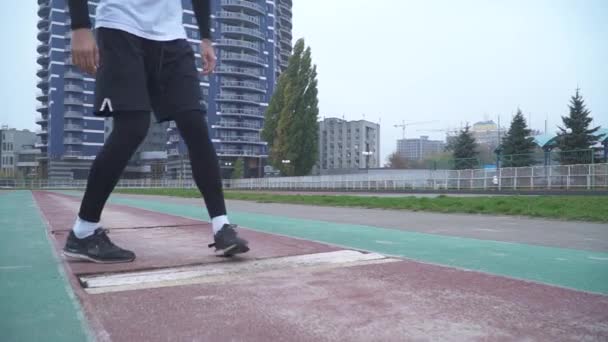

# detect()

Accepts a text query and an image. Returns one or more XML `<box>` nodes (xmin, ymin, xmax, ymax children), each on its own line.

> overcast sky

<box><xmin>2</xmin><ymin>1</ymin><xmax>606</xmax><ymax>163</ymax></box>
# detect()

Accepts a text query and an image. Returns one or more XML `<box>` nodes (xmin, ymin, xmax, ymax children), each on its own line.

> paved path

<box><xmin>3</xmin><ymin>190</ymin><xmax>608</xmax><ymax>341</ymax></box>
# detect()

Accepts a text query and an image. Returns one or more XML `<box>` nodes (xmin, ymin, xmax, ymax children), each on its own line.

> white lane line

<box><xmin>81</xmin><ymin>250</ymin><xmax>396</xmax><ymax>294</ymax></box>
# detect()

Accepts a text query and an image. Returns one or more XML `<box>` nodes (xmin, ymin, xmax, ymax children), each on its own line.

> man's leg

<box><xmin>78</xmin><ymin>111</ymin><xmax>151</xmax><ymax>225</ymax></box>
<box><xmin>63</xmin><ymin>111</ymin><xmax>150</xmax><ymax>263</ymax></box>
<box><xmin>173</xmin><ymin>110</ymin><xmax>249</xmax><ymax>255</ymax></box>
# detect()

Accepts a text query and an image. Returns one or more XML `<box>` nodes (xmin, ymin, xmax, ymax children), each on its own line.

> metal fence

<box><xmin>1</xmin><ymin>163</ymin><xmax>607</xmax><ymax>192</ymax></box>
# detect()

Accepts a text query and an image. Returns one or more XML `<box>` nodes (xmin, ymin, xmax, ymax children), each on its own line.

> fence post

<box><xmin>567</xmin><ymin>165</ymin><xmax>571</xmax><ymax>190</ymax></box>
<box><xmin>498</xmin><ymin>167</ymin><xmax>502</xmax><ymax>191</ymax></box>
<box><xmin>470</xmin><ymin>170</ymin><xmax>473</xmax><ymax>190</ymax></box>
<box><xmin>483</xmin><ymin>169</ymin><xmax>487</xmax><ymax>190</ymax></box>
<box><xmin>531</xmin><ymin>167</ymin><xmax>534</xmax><ymax>190</ymax></box>
<box><xmin>457</xmin><ymin>170</ymin><xmax>461</xmax><ymax>190</ymax></box>
<box><xmin>514</xmin><ymin>168</ymin><xmax>518</xmax><ymax>190</ymax></box>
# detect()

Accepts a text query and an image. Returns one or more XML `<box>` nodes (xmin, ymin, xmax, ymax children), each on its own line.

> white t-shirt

<box><xmin>95</xmin><ymin>0</ymin><xmax>187</xmax><ymax>41</ymax></box>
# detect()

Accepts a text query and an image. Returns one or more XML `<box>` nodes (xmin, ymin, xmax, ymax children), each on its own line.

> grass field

<box><xmin>112</xmin><ymin>188</ymin><xmax>608</xmax><ymax>223</ymax></box>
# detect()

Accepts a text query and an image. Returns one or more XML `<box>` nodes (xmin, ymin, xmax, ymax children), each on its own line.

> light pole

<box><xmin>362</xmin><ymin>151</ymin><xmax>373</xmax><ymax>171</ymax></box>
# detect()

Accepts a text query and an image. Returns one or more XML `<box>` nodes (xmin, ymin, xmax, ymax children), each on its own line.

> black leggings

<box><xmin>78</xmin><ymin>110</ymin><xmax>226</xmax><ymax>222</ymax></box>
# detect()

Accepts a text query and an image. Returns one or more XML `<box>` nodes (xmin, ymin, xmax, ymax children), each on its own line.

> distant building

<box><xmin>471</xmin><ymin>120</ymin><xmax>505</xmax><ymax>148</ymax></box>
<box><xmin>397</xmin><ymin>136</ymin><xmax>445</xmax><ymax>160</ymax></box>
<box><xmin>0</xmin><ymin>126</ymin><xmax>40</xmax><ymax>177</ymax></box>
<box><xmin>318</xmin><ymin>118</ymin><xmax>380</xmax><ymax>171</ymax></box>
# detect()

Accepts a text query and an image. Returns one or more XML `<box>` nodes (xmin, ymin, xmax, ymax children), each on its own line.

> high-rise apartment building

<box><xmin>36</xmin><ymin>0</ymin><xmax>292</xmax><ymax>180</ymax></box>
<box><xmin>397</xmin><ymin>136</ymin><xmax>445</xmax><ymax>160</ymax></box>
<box><xmin>318</xmin><ymin>118</ymin><xmax>380</xmax><ymax>171</ymax></box>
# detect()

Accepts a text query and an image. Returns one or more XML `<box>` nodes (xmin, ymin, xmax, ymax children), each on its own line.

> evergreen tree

<box><xmin>231</xmin><ymin>158</ymin><xmax>244</xmax><ymax>179</ymax></box>
<box><xmin>501</xmin><ymin>109</ymin><xmax>536</xmax><ymax>167</ymax></box>
<box><xmin>449</xmin><ymin>125</ymin><xmax>479</xmax><ymax>170</ymax></box>
<box><xmin>263</xmin><ymin>39</ymin><xmax>319</xmax><ymax>176</ymax></box>
<box><xmin>555</xmin><ymin>88</ymin><xmax>603</xmax><ymax>164</ymax></box>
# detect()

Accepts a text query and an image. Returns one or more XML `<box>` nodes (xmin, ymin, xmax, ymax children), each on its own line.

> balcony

<box><xmin>213</xmin><ymin>121</ymin><xmax>262</xmax><ymax>131</ymax></box>
<box><xmin>220</xmin><ymin>108</ymin><xmax>264</xmax><ymax>118</ymax></box>
<box><xmin>280</xmin><ymin>27</ymin><xmax>292</xmax><ymax>39</ymax></box>
<box><xmin>64</xmin><ymin>56</ymin><xmax>73</xmax><ymax>65</ymax></box>
<box><xmin>35</xmin><ymin>115</ymin><xmax>48</xmax><ymax>124</ymax></box>
<box><xmin>64</xmin><ymin>150</ymin><xmax>83</xmax><ymax>158</ymax></box>
<box><xmin>216</xmin><ymin>94</ymin><xmax>262</xmax><ymax>106</ymax></box>
<box><xmin>220</xmin><ymin>52</ymin><xmax>266</xmax><ymax>67</ymax></box>
<box><xmin>217</xmin><ymin>135</ymin><xmax>265</xmax><ymax>144</ymax></box>
<box><xmin>64</xmin><ymin>70</ymin><xmax>83</xmax><ymax>79</ymax></box>
<box><xmin>37</xmin><ymin>54</ymin><xmax>49</xmax><ymax>67</ymax></box>
<box><xmin>64</xmin><ymin>84</ymin><xmax>84</xmax><ymax>93</ymax></box>
<box><xmin>216</xmin><ymin>11</ymin><xmax>260</xmax><ymax>27</ymax></box>
<box><xmin>37</xmin><ymin>27</ymin><xmax>50</xmax><ymax>42</ymax></box>
<box><xmin>64</xmin><ymin>124</ymin><xmax>84</xmax><ymax>132</ymax></box>
<box><xmin>64</xmin><ymin>97</ymin><xmax>83</xmax><ymax>106</ymax></box>
<box><xmin>38</xmin><ymin>1</ymin><xmax>50</xmax><ymax>17</ymax></box>
<box><xmin>168</xmin><ymin>148</ymin><xmax>180</xmax><ymax>157</ymax></box>
<box><xmin>36</xmin><ymin>103</ymin><xmax>48</xmax><ymax>112</ymax></box>
<box><xmin>215</xmin><ymin>39</ymin><xmax>260</xmax><ymax>53</ymax></box>
<box><xmin>35</xmin><ymin>142</ymin><xmax>47</xmax><ymax>149</ymax></box>
<box><xmin>221</xmin><ymin>0</ymin><xmax>265</xmax><ymax>16</ymax></box>
<box><xmin>221</xmin><ymin>25</ymin><xmax>265</xmax><ymax>41</ymax></box>
<box><xmin>221</xmin><ymin>80</ymin><xmax>266</xmax><ymax>93</ymax></box>
<box><xmin>169</xmin><ymin>134</ymin><xmax>181</xmax><ymax>143</ymax></box>
<box><xmin>37</xmin><ymin>43</ymin><xmax>49</xmax><ymax>54</ymax></box>
<box><xmin>64</xmin><ymin>110</ymin><xmax>84</xmax><ymax>119</ymax></box>
<box><xmin>36</xmin><ymin>129</ymin><xmax>48</xmax><ymax>136</ymax></box>
<box><xmin>36</xmin><ymin>91</ymin><xmax>48</xmax><ymax>101</ymax></box>
<box><xmin>36</xmin><ymin>68</ymin><xmax>48</xmax><ymax>78</ymax></box>
<box><xmin>216</xmin><ymin>149</ymin><xmax>267</xmax><ymax>157</ymax></box>
<box><xmin>215</xmin><ymin>66</ymin><xmax>262</xmax><ymax>79</ymax></box>
<box><xmin>37</xmin><ymin>18</ymin><xmax>49</xmax><ymax>30</ymax></box>
<box><xmin>64</xmin><ymin>137</ymin><xmax>83</xmax><ymax>145</ymax></box>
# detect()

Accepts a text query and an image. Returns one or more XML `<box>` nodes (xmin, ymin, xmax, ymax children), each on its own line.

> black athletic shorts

<box><xmin>94</xmin><ymin>27</ymin><xmax>203</xmax><ymax>122</ymax></box>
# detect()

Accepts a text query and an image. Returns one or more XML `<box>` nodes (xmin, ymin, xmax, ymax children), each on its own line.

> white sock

<box><xmin>211</xmin><ymin>215</ymin><xmax>230</xmax><ymax>235</ymax></box>
<box><xmin>72</xmin><ymin>217</ymin><xmax>100</xmax><ymax>239</ymax></box>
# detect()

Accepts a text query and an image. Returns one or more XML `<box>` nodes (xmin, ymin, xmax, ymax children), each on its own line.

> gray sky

<box><xmin>2</xmin><ymin>1</ymin><xmax>607</xmax><ymax>164</ymax></box>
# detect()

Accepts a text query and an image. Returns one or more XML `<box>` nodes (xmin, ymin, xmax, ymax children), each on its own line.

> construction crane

<box><xmin>394</xmin><ymin>120</ymin><xmax>438</xmax><ymax>139</ymax></box>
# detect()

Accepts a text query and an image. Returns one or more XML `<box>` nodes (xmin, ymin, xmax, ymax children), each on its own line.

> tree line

<box><xmin>387</xmin><ymin>89</ymin><xmax>605</xmax><ymax>170</ymax></box>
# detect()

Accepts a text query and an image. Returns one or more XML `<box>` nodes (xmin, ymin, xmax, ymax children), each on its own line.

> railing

<box><xmin>63</xmin><ymin>137</ymin><xmax>83</xmax><ymax>144</ymax></box>
<box><xmin>215</xmin><ymin>66</ymin><xmax>262</xmax><ymax>78</ymax></box>
<box><xmin>221</xmin><ymin>25</ymin><xmax>264</xmax><ymax>40</ymax></box>
<box><xmin>214</xmin><ymin>121</ymin><xmax>262</xmax><ymax>129</ymax></box>
<box><xmin>221</xmin><ymin>80</ymin><xmax>266</xmax><ymax>92</ymax></box>
<box><xmin>221</xmin><ymin>0</ymin><xmax>265</xmax><ymax>14</ymax></box>
<box><xmin>3</xmin><ymin>163</ymin><xmax>605</xmax><ymax>191</ymax></box>
<box><xmin>221</xmin><ymin>52</ymin><xmax>266</xmax><ymax>65</ymax></box>
<box><xmin>216</xmin><ymin>11</ymin><xmax>260</xmax><ymax>25</ymax></box>
<box><xmin>216</xmin><ymin>94</ymin><xmax>262</xmax><ymax>104</ymax></box>
<box><xmin>215</xmin><ymin>39</ymin><xmax>260</xmax><ymax>52</ymax></box>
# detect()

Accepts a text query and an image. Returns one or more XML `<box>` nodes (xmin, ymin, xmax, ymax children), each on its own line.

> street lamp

<box><xmin>362</xmin><ymin>151</ymin><xmax>373</xmax><ymax>170</ymax></box>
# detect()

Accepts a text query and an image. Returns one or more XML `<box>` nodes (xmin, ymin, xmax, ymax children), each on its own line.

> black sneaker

<box><xmin>208</xmin><ymin>224</ymin><xmax>249</xmax><ymax>257</ymax></box>
<box><xmin>63</xmin><ymin>228</ymin><xmax>136</xmax><ymax>264</ymax></box>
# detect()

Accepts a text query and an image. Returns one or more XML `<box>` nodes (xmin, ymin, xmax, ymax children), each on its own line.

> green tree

<box><xmin>231</xmin><ymin>158</ymin><xmax>244</xmax><ymax>179</ymax></box>
<box><xmin>385</xmin><ymin>152</ymin><xmax>408</xmax><ymax>169</ymax></box>
<box><xmin>501</xmin><ymin>109</ymin><xmax>536</xmax><ymax>167</ymax></box>
<box><xmin>555</xmin><ymin>88</ymin><xmax>604</xmax><ymax>165</ymax></box>
<box><xmin>448</xmin><ymin>125</ymin><xmax>479</xmax><ymax>170</ymax></box>
<box><xmin>263</xmin><ymin>39</ymin><xmax>319</xmax><ymax>176</ymax></box>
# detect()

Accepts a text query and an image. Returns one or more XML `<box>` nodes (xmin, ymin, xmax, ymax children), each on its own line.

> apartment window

<box><xmin>8</xmin><ymin>157</ymin><xmax>13</xmax><ymax>165</ymax></box>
